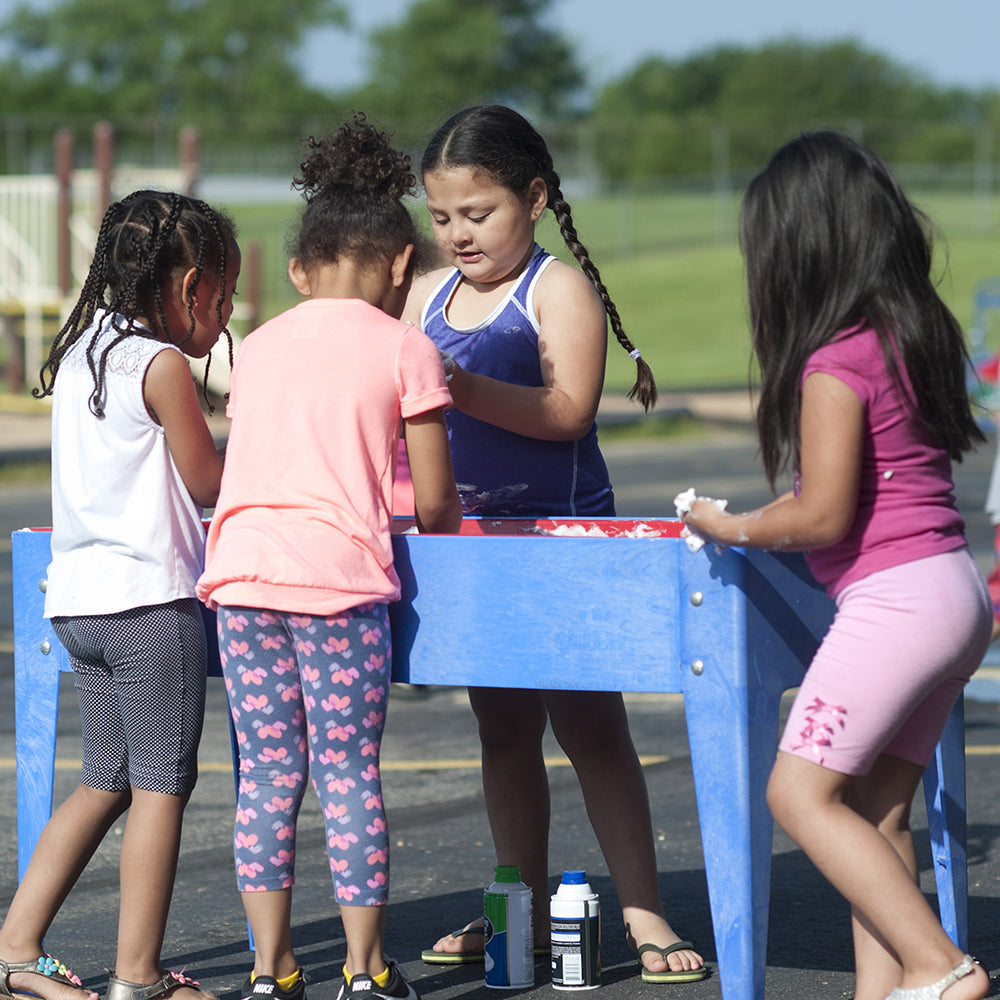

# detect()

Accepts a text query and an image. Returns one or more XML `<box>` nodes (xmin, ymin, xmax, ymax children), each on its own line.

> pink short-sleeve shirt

<box><xmin>197</xmin><ymin>298</ymin><xmax>452</xmax><ymax>616</ymax></box>
<box><xmin>800</xmin><ymin>325</ymin><xmax>966</xmax><ymax>595</ymax></box>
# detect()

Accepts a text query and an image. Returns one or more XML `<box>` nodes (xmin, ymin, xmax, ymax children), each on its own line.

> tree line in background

<box><xmin>0</xmin><ymin>0</ymin><xmax>998</xmax><ymax>182</ymax></box>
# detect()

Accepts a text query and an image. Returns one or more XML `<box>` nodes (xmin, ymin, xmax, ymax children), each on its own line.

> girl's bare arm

<box><xmin>683</xmin><ymin>372</ymin><xmax>863</xmax><ymax>551</ymax></box>
<box><xmin>403</xmin><ymin>408</ymin><xmax>463</xmax><ymax>534</ymax></box>
<box><xmin>144</xmin><ymin>347</ymin><xmax>224</xmax><ymax>508</ymax></box>
<box><xmin>447</xmin><ymin>262</ymin><xmax>608</xmax><ymax>442</ymax></box>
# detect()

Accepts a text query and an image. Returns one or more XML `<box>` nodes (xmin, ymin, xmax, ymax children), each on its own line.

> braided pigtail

<box><xmin>547</xmin><ymin>178</ymin><xmax>657</xmax><ymax>411</ymax></box>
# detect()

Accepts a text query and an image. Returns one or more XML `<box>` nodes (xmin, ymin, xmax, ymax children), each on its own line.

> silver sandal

<box><xmin>106</xmin><ymin>972</ymin><xmax>207</xmax><ymax>1000</ymax></box>
<box><xmin>885</xmin><ymin>955</ymin><xmax>979</xmax><ymax>1000</ymax></box>
<box><xmin>0</xmin><ymin>956</ymin><xmax>86</xmax><ymax>1000</ymax></box>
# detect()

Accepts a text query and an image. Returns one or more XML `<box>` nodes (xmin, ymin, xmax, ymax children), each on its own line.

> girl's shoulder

<box><xmin>403</xmin><ymin>266</ymin><xmax>453</xmax><ymax>326</ymax></box>
<box><xmin>808</xmin><ymin>324</ymin><xmax>879</xmax><ymax>368</ymax></box>
<box><xmin>804</xmin><ymin>326</ymin><xmax>889</xmax><ymax>403</ymax></box>
<box><xmin>532</xmin><ymin>256</ymin><xmax>603</xmax><ymax>311</ymax></box>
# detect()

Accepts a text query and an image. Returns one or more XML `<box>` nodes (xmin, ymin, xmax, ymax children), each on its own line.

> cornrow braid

<box><xmin>148</xmin><ymin>193</ymin><xmax>187</xmax><ymax>353</ymax></box>
<box><xmin>35</xmin><ymin>189</ymin><xmax>236</xmax><ymax>417</ymax></box>
<box><xmin>193</xmin><ymin>204</ymin><xmax>235</xmax><ymax>411</ymax></box>
<box><xmin>422</xmin><ymin>105</ymin><xmax>658</xmax><ymax>412</ymax></box>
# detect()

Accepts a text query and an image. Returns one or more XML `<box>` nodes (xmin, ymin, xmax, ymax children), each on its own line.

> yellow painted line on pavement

<box><xmin>0</xmin><ymin>754</ymin><xmax>671</xmax><ymax>772</ymax></box>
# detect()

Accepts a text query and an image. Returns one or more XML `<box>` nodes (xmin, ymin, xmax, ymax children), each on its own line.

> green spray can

<box><xmin>484</xmin><ymin>864</ymin><xmax>533</xmax><ymax>988</ymax></box>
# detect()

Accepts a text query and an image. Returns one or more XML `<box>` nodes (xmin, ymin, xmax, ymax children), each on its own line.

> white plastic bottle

<box><xmin>550</xmin><ymin>869</ymin><xmax>600</xmax><ymax>989</ymax></box>
<box><xmin>484</xmin><ymin>864</ymin><xmax>534</xmax><ymax>988</ymax></box>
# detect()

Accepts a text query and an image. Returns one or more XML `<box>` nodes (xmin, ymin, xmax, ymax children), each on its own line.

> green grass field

<box><xmin>220</xmin><ymin>187</ymin><xmax>1000</xmax><ymax>394</ymax></box>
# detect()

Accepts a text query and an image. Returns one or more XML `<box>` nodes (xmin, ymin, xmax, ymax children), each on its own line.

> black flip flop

<box><xmin>636</xmin><ymin>941</ymin><xmax>709</xmax><ymax>984</ymax></box>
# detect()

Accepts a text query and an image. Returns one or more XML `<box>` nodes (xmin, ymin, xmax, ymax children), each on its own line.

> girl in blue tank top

<box><xmin>420</xmin><ymin>242</ymin><xmax>611</xmax><ymax>515</ymax></box>
<box><xmin>403</xmin><ymin>105</ymin><xmax>707</xmax><ymax>984</ymax></box>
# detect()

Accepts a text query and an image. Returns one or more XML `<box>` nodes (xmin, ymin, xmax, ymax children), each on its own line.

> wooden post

<box><xmin>93</xmin><ymin>120</ymin><xmax>113</xmax><ymax>224</ymax></box>
<box><xmin>179</xmin><ymin>125</ymin><xmax>199</xmax><ymax>197</ymax></box>
<box><xmin>3</xmin><ymin>314</ymin><xmax>25</xmax><ymax>393</ymax></box>
<box><xmin>244</xmin><ymin>240</ymin><xmax>261</xmax><ymax>332</ymax></box>
<box><xmin>54</xmin><ymin>129</ymin><xmax>73</xmax><ymax>297</ymax></box>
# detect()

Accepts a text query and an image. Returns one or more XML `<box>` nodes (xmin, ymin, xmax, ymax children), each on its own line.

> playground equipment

<box><xmin>11</xmin><ymin>517</ymin><xmax>970</xmax><ymax>1000</ymax></box>
<box><xmin>0</xmin><ymin>122</ymin><xmax>257</xmax><ymax>397</ymax></box>
<box><xmin>967</xmin><ymin>276</ymin><xmax>1000</xmax><ymax>424</ymax></box>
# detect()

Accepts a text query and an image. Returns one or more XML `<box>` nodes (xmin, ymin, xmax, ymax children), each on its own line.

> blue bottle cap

<box><xmin>562</xmin><ymin>869</ymin><xmax>587</xmax><ymax>883</ymax></box>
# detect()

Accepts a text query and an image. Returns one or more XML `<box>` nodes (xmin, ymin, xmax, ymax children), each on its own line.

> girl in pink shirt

<box><xmin>682</xmin><ymin>132</ymin><xmax>990</xmax><ymax>1000</ymax></box>
<box><xmin>198</xmin><ymin>114</ymin><xmax>461</xmax><ymax>1000</ymax></box>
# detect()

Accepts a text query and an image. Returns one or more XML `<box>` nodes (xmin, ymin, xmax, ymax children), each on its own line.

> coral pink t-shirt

<box><xmin>197</xmin><ymin>298</ymin><xmax>451</xmax><ymax>616</ymax></box>
<box><xmin>801</xmin><ymin>324</ymin><xmax>966</xmax><ymax>596</ymax></box>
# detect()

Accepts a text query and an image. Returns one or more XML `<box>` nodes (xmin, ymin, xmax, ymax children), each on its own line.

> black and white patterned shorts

<box><xmin>51</xmin><ymin>599</ymin><xmax>207</xmax><ymax>795</ymax></box>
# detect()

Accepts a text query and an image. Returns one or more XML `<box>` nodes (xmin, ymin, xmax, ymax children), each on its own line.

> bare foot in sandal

<box><xmin>0</xmin><ymin>955</ymin><xmax>98</xmax><ymax>1000</ymax></box>
<box><xmin>625</xmin><ymin>919</ymin><xmax>708</xmax><ymax>983</ymax></box>
<box><xmin>421</xmin><ymin>916</ymin><xmax>551</xmax><ymax>965</ymax></box>
<box><xmin>421</xmin><ymin>919</ymin><xmax>487</xmax><ymax>963</ymax></box>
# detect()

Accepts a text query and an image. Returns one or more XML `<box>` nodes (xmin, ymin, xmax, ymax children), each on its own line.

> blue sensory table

<box><xmin>11</xmin><ymin>518</ymin><xmax>968</xmax><ymax>1000</ymax></box>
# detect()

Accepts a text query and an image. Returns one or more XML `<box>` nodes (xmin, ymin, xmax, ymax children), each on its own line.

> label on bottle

<box><xmin>485</xmin><ymin>888</ymin><xmax>533</xmax><ymax>988</ymax></box>
<box><xmin>551</xmin><ymin>911</ymin><xmax>600</xmax><ymax>988</ymax></box>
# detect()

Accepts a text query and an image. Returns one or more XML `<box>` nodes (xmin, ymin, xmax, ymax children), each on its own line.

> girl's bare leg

<box><xmin>113</xmin><ymin>788</ymin><xmax>205</xmax><ymax>1000</ymax></box>
<box><xmin>846</xmin><ymin>754</ymin><xmax>923</xmax><ymax>1000</ymax></box>
<box><xmin>340</xmin><ymin>905</ymin><xmax>387</xmax><ymax>978</ymax></box>
<box><xmin>0</xmin><ymin>783</ymin><xmax>127</xmax><ymax>1000</ymax></box>
<box><xmin>240</xmin><ymin>889</ymin><xmax>298</xmax><ymax>982</ymax></box>
<box><xmin>546</xmin><ymin>691</ymin><xmax>703</xmax><ymax>976</ymax></box>
<box><xmin>427</xmin><ymin>687</ymin><xmax>550</xmax><ymax>955</ymax></box>
<box><xmin>767</xmin><ymin>751</ymin><xmax>988</xmax><ymax>1000</ymax></box>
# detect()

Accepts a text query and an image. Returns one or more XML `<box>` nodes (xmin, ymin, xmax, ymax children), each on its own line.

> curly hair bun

<box><xmin>293</xmin><ymin>111</ymin><xmax>415</xmax><ymax>202</ymax></box>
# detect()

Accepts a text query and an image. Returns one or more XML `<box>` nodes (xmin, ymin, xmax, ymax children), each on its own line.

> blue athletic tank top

<box><xmin>420</xmin><ymin>244</ymin><xmax>615</xmax><ymax>517</ymax></box>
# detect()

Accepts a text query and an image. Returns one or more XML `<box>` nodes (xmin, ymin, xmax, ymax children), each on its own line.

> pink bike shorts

<box><xmin>779</xmin><ymin>547</ymin><xmax>991</xmax><ymax>776</ymax></box>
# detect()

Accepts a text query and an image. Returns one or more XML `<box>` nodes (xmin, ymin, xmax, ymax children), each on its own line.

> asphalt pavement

<box><xmin>2</xmin><ymin>391</ymin><xmax>1000</xmax><ymax>1000</ymax></box>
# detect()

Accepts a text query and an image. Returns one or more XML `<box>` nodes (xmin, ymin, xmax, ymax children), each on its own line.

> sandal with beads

<box><xmin>0</xmin><ymin>955</ymin><xmax>87</xmax><ymax>1000</ymax></box>
<box><xmin>885</xmin><ymin>955</ymin><xmax>979</xmax><ymax>1000</ymax></box>
<box><xmin>106</xmin><ymin>971</ymin><xmax>211</xmax><ymax>1000</ymax></box>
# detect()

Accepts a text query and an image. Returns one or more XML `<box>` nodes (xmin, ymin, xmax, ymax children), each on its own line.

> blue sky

<box><xmin>1</xmin><ymin>0</ymin><xmax>998</xmax><ymax>93</ymax></box>
<box><xmin>302</xmin><ymin>0</ymin><xmax>1000</xmax><ymax>92</ymax></box>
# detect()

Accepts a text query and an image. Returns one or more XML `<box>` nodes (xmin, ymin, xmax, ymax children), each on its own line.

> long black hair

<box><xmin>36</xmin><ymin>189</ymin><xmax>237</xmax><ymax>416</ymax></box>
<box><xmin>291</xmin><ymin>111</ymin><xmax>435</xmax><ymax>275</ymax></box>
<box><xmin>741</xmin><ymin>130</ymin><xmax>983</xmax><ymax>487</ymax></box>
<box><xmin>422</xmin><ymin>105</ymin><xmax>657</xmax><ymax>411</ymax></box>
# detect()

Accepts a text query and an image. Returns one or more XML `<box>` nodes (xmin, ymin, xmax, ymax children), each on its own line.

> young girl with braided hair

<box><xmin>197</xmin><ymin>113</ymin><xmax>461</xmax><ymax>1000</ymax></box>
<box><xmin>404</xmin><ymin>104</ymin><xmax>705</xmax><ymax>984</ymax></box>
<box><xmin>0</xmin><ymin>190</ymin><xmax>240</xmax><ymax>1000</ymax></box>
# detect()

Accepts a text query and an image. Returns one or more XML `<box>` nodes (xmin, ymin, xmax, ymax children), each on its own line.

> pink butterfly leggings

<box><xmin>217</xmin><ymin>603</ymin><xmax>391</xmax><ymax>905</ymax></box>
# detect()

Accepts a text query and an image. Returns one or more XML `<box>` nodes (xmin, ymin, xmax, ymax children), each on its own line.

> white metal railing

<box><xmin>0</xmin><ymin>175</ymin><xmax>60</xmax><ymax>302</ymax></box>
<box><xmin>1</xmin><ymin>166</ymin><xmax>197</xmax><ymax>388</ymax></box>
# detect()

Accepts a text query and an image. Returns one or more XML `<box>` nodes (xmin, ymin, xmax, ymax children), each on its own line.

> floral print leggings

<box><xmin>217</xmin><ymin>603</ymin><xmax>391</xmax><ymax>905</ymax></box>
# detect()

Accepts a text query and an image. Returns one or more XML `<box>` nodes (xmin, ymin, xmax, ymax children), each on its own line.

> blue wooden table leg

<box><xmin>686</xmin><ymin>682</ymin><xmax>778</xmax><ymax>1000</ymax></box>
<box><xmin>922</xmin><ymin>697</ymin><xmax>967</xmax><ymax>949</ymax></box>
<box><xmin>680</xmin><ymin>547</ymin><xmax>834</xmax><ymax>1000</ymax></box>
<box><xmin>11</xmin><ymin>530</ymin><xmax>70</xmax><ymax>882</ymax></box>
<box><xmin>14</xmin><ymin>647</ymin><xmax>62</xmax><ymax>882</ymax></box>
<box><xmin>680</xmin><ymin>547</ymin><xmax>770</xmax><ymax>1000</ymax></box>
